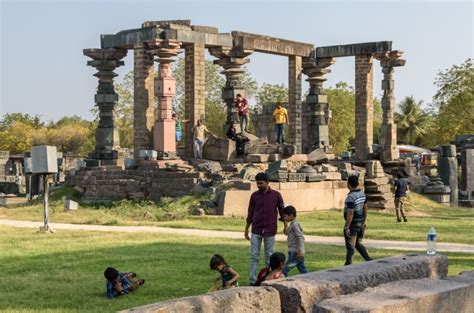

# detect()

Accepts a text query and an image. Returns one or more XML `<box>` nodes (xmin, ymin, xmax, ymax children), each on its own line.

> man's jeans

<box><xmin>249</xmin><ymin>234</ymin><xmax>275</xmax><ymax>284</ymax></box>
<box><xmin>193</xmin><ymin>139</ymin><xmax>204</xmax><ymax>158</ymax></box>
<box><xmin>275</xmin><ymin>123</ymin><xmax>286</xmax><ymax>144</ymax></box>
<box><xmin>283</xmin><ymin>251</ymin><xmax>308</xmax><ymax>276</ymax></box>
<box><xmin>239</xmin><ymin>114</ymin><xmax>249</xmax><ymax>133</ymax></box>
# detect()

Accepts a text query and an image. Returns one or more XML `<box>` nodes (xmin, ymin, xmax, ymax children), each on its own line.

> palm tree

<box><xmin>395</xmin><ymin>96</ymin><xmax>430</xmax><ymax>146</ymax></box>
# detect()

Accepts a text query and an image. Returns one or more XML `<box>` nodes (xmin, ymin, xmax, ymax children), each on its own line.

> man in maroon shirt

<box><xmin>245</xmin><ymin>172</ymin><xmax>287</xmax><ymax>285</ymax></box>
<box><xmin>235</xmin><ymin>94</ymin><xmax>249</xmax><ymax>133</ymax></box>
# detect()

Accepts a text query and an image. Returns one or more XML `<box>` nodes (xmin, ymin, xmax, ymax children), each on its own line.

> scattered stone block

<box><xmin>314</xmin><ymin>278</ymin><xmax>472</xmax><ymax>313</ymax></box>
<box><xmin>202</xmin><ymin>136</ymin><xmax>236</xmax><ymax>161</ymax></box>
<box><xmin>322</xmin><ymin>164</ymin><xmax>338</xmax><ymax>172</ymax></box>
<box><xmin>340</xmin><ymin>169</ymin><xmax>358</xmax><ymax>180</ymax></box>
<box><xmin>307</xmin><ymin>148</ymin><xmax>328</xmax><ymax>164</ymax></box>
<box><xmin>64</xmin><ymin>200</ymin><xmax>78</xmax><ymax>210</ymax></box>
<box><xmin>246</xmin><ymin>154</ymin><xmax>269</xmax><ymax>163</ymax></box>
<box><xmin>119</xmin><ymin>286</ymin><xmax>280</xmax><ymax>313</ymax></box>
<box><xmin>365</xmin><ymin>177</ymin><xmax>390</xmax><ymax>186</ymax></box>
<box><xmin>240</xmin><ymin>166</ymin><xmax>261</xmax><ymax>181</ymax></box>
<box><xmin>366</xmin><ymin>160</ymin><xmax>385</xmax><ymax>178</ymax></box>
<box><xmin>197</xmin><ymin>161</ymin><xmax>222</xmax><ymax>174</ymax></box>
<box><xmin>306</xmin><ymin>174</ymin><xmax>326</xmax><ymax>182</ymax></box>
<box><xmin>285</xmin><ymin>154</ymin><xmax>308</xmax><ymax>162</ymax></box>
<box><xmin>288</xmin><ymin>172</ymin><xmax>306</xmax><ymax>182</ymax></box>
<box><xmin>269</xmin><ymin>170</ymin><xmax>288</xmax><ymax>182</ymax></box>
<box><xmin>263</xmin><ymin>254</ymin><xmax>448</xmax><ymax>313</ymax></box>
<box><xmin>323</xmin><ymin>172</ymin><xmax>342</xmax><ymax>180</ymax></box>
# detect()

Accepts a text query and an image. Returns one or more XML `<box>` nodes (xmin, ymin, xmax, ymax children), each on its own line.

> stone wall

<box><xmin>67</xmin><ymin>168</ymin><xmax>199</xmax><ymax>201</ymax></box>
<box><xmin>120</xmin><ymin>254</ymin><xmax>473</xmax><ymax>313</ymax></box>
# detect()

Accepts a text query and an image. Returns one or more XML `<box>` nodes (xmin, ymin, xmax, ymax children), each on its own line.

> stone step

<box><xmin>314</xmin><ymin>276</ymin><xmax>473</xmax><ymax>313</ymax></box>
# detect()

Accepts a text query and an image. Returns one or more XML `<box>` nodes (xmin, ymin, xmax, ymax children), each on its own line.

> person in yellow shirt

<box><xmin>272</xmin><ymin>103</ymin><xmax>289</xmax><ymax>144</ymax></box>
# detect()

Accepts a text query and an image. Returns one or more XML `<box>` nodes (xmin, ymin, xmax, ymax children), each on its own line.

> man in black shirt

<box><xmin>394</xmin><ymin>172</ymin><xmax>409</xmax><ymax>222</ymax></box>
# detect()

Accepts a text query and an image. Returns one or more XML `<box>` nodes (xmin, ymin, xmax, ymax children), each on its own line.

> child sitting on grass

<box><xmin>209</xmin><ymin>254</ymin><xmax>240</xmax><ymax>290</ymax></box>
<box><xmin>254</xmin><ymin>252</ymin><xmax>286</xmax><ymax>286</ymax></box>
<box><xmin>104</xmin><ymin>267</ymin><xmax>145</xmax><ymax>299</ymax></box>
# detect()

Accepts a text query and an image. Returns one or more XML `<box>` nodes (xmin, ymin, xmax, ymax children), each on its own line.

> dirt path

<box><xmin>1</xmin><ymin>218</ymin><xmax>473</xmax><ymax>253</ymax></box>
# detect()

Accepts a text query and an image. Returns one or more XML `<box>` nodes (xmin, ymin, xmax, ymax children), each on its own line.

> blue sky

<box><xmin>1</xmin><ymin>0</ymin><xmax>473</xmax><ymax>121</ymax></box>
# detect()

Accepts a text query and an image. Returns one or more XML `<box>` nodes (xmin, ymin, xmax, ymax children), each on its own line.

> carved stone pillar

<box><xmin>288</xmin><ymin>56</ymin><xmax>303</xmax><ymax>153</ymax></box>
<box><xmin>302</xmin><ymin>56</ymin><xmax>335</xmax><ymax>153</ymax></box>
<box><xmin>355</xmin><ymin>54</ymin><xmax>374</xmax><ymax>160</ymax></box>
<box><xmin>133</xmin><ymin>43</ymin><xmax>155</xmax><ymax>160</ymax></box>
<box><xmin>148</xmin><ymin>39</ymin><xmax>182</xmax><ymax>159</ymax></box>
<box><xmin>83</xmin><ymin>48</ymin><xmax>127</xmax><ymax>163</ymax></box>
<box><xmin>209</xmin><ymin>47</ymin><xmax>252</xmax><ymax>134</ymax></box>
<box><xmin>374</xmin><ymin>50</ymin><xmax>406</xmax><ymax>161</ymax></box>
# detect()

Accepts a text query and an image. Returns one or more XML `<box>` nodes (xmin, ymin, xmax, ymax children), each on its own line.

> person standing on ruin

<box><xmin>272</xmin><ymin>103</ymin><xmax>289</xmax><ymax>144</ymax></box>
<box><xmin>393</xmin><ymin>171</ymin><xmax>409</xmax><ymax>222</ymax></box>
<box><xmin>245</xmin><ymin>172</ymin><xmax>287</xmax><ymax>285</ymax></box>
<box><xmin>191</xmin><ymin>119</ymin><xmax>211</xmax><ymax>159</ymax></box>
<box><xmin>235</xmin><ymin>94</ymin><xmax>249</xmax><ymax>133</ymax></box>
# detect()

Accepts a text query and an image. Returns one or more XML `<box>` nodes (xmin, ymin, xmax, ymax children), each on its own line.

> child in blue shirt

<box><xmin>104</xmin><ymin>267</ymin><xmax>145</xmax><ymax>298</ymax></box>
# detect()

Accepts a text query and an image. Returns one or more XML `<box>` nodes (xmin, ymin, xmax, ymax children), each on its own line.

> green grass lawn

<box><xmin>0</xmin><ymin>225</ymin><xmax>473</xmax><ymax>313</ymax></box>
<box><xmin>1</xmin><ymin>189</ymin><xmax>473</xmax><ymax>244</ymax></box>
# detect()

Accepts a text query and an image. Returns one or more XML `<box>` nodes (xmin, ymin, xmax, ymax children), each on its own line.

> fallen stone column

<box><xmin>263</xmin><ymin>254</ymin><xmax>448</xmax><ymax>313</ymax></box>
<box><xmin>119</xmin><ymin>286</ymin><xmax>280</xmax><ymax>313</ymax></box>
<box><xmin>313</xmin><ymin>277</ymin><xmax>472</xmax><ymax>313</ymax></box>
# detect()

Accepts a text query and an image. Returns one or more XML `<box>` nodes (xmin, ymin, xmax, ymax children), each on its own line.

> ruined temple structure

<box><xmin>83</xmin><ymin>20</ymin><xmax>405</xmax><ymax>164</ymax></box>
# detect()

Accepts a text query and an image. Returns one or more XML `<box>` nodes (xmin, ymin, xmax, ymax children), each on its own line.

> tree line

<box><xmin>1</xmin><ymin>58</ymin><xmax>472</xmax><ymax>155</ymax></box>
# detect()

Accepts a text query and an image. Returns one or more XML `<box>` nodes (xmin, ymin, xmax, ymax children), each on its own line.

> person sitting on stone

<box><xmin>226</xmin><ymin>122</ymin><xmax>249</xmax><ymax>155</ymax></box>
<box><xmin>254</xmin><ymin>252</ymin><xmax>286</xmax><ymax>286</ymax></box>
<box><xmin>209</xmin><ymin>254</ymin><xmax>240</xmax><ymax>290</ymax></box>
<box><xmin>104</xmin><ymin>267</ymin><xmax>145</xmax><ymax>299</ymax></box>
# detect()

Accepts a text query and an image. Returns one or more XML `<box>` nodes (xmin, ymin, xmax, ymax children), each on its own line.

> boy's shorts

<box><xmin>176</xmin><ymin>131</ymin><xmax>182</xmax><ymax>142</ymax></box>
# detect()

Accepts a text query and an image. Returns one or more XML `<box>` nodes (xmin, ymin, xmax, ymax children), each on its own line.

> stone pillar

<box><xmin>209</xmin><ymin>47</ymin><xmax>252</xmax><ymax>134</ymax></box>
<box><xmin>461</xmin><ymin>149</ymin><xmax>474</xmax><ymax>201</ymax></box>
<box><xmin>148</xmin><ymin>40</ymin><xmax>182</xmax><ymax>159</ymax></box>
<box><xmin>355</xmin><ymin>54</ymin><xmax>374</xmax><ymax>160</ymax></box>
<box><xmin>438</xmin><ymin>144</ymin><xmax>459</xmax><ymax>206</ymax></box>
<box><xmin>184</xmin><ymin>43</ymin><xmax>206</xmax><ymax>155</ymax></box>
<box><xmin>288</xmin><ymin>56</ymin><xmax>303</xmax><ymax>153</ymax></box>
<box><xmin>83</xmin><ymin>48</ymin><xmax>127</xmax><ymax>163</ymax></box>
<box><xmin>374</xmin><ymin>51</ymin><xmax>406</xmax><ymax>161</ymax></box>
<box><xmin>133</xmin><ymin>43</ymin><xmax>155</xmax><ymax>160</ymax></box>
<box><xmin>302</xmin><ymin>56</ymin><xmax>335</xmax><ymax>153</ymax></box>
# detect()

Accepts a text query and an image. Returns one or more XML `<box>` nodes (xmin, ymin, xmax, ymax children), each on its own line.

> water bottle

<box><xmin>427</xmin><ymin>227</ymin><xmax>437</xmax><ymax>255</ymax></box>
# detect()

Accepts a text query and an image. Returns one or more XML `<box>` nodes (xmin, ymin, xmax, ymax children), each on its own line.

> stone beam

<box><xmin>101</xmin><ymin>28</ymin><xmax>232</xmax><ymax>49</ymax></box>
<box><xmin>232</xmin><ymin>31</ymin><xmax>314</xmax><ymax>57</ymax></box>
<box><xmin>315</xmin><ymin>41</ymin><xmax>392</xmax><ymax>58</ymax></box>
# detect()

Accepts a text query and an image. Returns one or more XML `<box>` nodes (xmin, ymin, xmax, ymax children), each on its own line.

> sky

<box><xmin>1</xmin><ymin>0</ymin><xmax>473</xmax><ymax>121</ymax></box>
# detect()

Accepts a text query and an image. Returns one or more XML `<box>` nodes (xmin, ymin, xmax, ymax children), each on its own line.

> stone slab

<box><xmin>314</xmin><ymin>278</ymin><xmax>472</xmax><ymax>313</ymax></box>
<box><xmin>232</xmin><ymin>31</ymin><xmax>314</xmax><ymax>57</ymax></box>
<box><xmin>220</xmin><ymin>184</ymin><xmax>347</xmax><ymax>216</ymax></box>
<box><xmin>315</xmin><ymin>41</ymin><xmax>392</xmax><ymax>58</ymax></box>
<box><xmin>120</xmin><ymin>286</ymin><xmax>280</xmax><ymax>313</ymax></box>
<box><xmin>263</xmin><ymin>254</ymin><xmax>448</xmax><ymax>313</ymax></box>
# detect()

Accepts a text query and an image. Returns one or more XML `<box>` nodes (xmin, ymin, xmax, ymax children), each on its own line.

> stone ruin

<box><xmin>67</xmin><ymin>19</ymin><xmax>412</xmax><ymax>211</ymax></box>
<box><xmin>120</xmin><ymin>254</ymin><xmax>474</xmax><ymax>313</ymax></box>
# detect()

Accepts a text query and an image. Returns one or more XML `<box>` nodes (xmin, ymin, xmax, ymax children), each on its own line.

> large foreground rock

<box><xmin>314</xmin><ymin>278</ymin><xmax>473</xmax><ymax>313</ymax></box>
<box><xmin>202</xmin><ymin>135</ymin><xmax>236</xmax><ymax>161</ymax></box>
<box><xmin>120</xmin><ymin>286</ymin><xmax>280</xmax><ymax>313</ymax></box>
<box><xmin>263</xmin><ymin>254</ymin><xmax>448</xmax><ymax>313</ymax></box>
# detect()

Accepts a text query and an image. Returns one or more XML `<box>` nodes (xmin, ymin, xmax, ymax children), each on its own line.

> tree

<box><xmin>395</xmin><ymin>96</ymin><xmax>430</xmax><ymax>145</ymax></box>
<box><xmin>327</xmin><ymin>82</ymin><xmax>355</xmax><ymax>154</ymax></box>
<box><xmin>1</xmin><ymin>113</ymin><xmax>43</xmax><ymax>128</ymax></box>
<box><xmin>0</xmin><ymin>121</ymin><xmax>34</xmax><ymax>154</ymax></box>
<box><xmin>423</xmin><ymin>59</ymin><xmax>474</xmax><ymax>147</ymax></box>
<box><xmin>255</xmin><ymin>83</ymin><xmax>288</xmax><ymax>109</ymax></box>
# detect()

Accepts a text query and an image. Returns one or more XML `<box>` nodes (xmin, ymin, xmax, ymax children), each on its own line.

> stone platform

<box><xmin>120</xmin><ymin>254</ymin><xmax>474</xmax><ymax>313</ymax></box>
